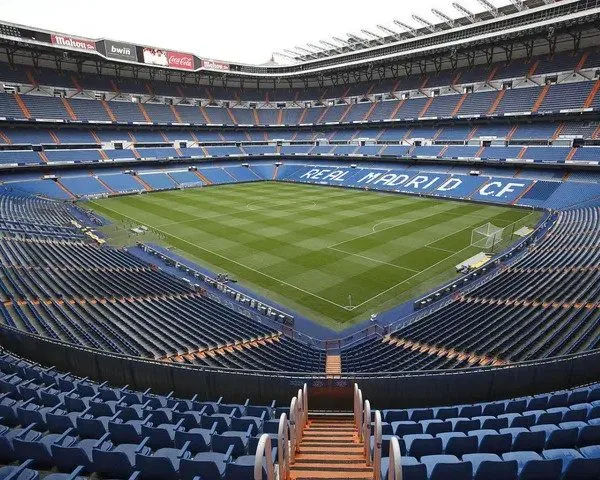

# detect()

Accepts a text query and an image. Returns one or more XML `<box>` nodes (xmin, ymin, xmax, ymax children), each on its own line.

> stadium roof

<box><xmin>0</xmin><ymin>0</ymin><xmax>598</xmax><ymax>86</ymax></box>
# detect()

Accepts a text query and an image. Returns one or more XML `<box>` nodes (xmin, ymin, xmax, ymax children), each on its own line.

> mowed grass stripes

<box><xmin>87</xmin><ymin>182</ymin><xmax>541</xmax><ymax>330</ymax></box>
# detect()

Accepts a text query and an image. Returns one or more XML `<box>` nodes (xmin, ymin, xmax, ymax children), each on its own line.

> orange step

<box><xmin>584</xmin><ymin>79</ymin><xmax>600</xmax><ymax>108</ymax></box>
<box><xmin>14</xmin><ymin>94</ymin><xmax>31</xmax><ymax>119</ymax></box>
<box><xmin>101</xmin><ymin>100</ymin><xmax>117</xmax><ymax>122</ymax></box>
<box><xmin>193</xmin><ymin>169</ymin><xmax>212</xmax><ymax>185</ymax></box>
<box><xmin>55</xmin><ymin>180</ymin><xmax>76</xmax><ymax>199</ymax></box>
<box><xmin>297</xmin><ymin>108</ymin><xmax>308</xmax><ymax>125</ymax></box>
<box><xmin>452</xmin><ymin>93</ymin><xmax>468</xmax><ymax>116</ymax></box>
<box><xmin>96</xmin><ymin>176</ymin><xmax>117</xmax><ymax>194</ymax></box>
<box><xmin>512</xmin><ymin>181</ymin><xmax>536</xmax><ymax>206</ymax></box>
<box><xmin>0</xmin><ymin>130</ymin><xmax>11</xmax><ymax>144</ymax></box>
<box><xmin>170</xmin><ymin>105</ymin><xmax>183</xmax><ymax>123</ymax></box>
<box><xmin>226</xmin><ymin>108</ymin><xmax>238</xmax><ymax>125</ymax></box>
<box><xmin>338</xmin><ymin>104</ymin><xmax>354</xmax><ymax>123</ymax></box>
<box><xmin>487</xmin><ymin>89</ymin><xmax>505</xmax><ymax>115</ymax></box>
<box><xmin>575</xmin><ymin>51</ymin><xmax>589</xmax><ymax>71</ymax></box>
<box><xmin>315</xmin><ymin>106</ymin><xmax>330</xmax><ymax>124</ymax></box>
<box><xmin>531</xmin><ymin>84</ymin><xmax>550</xmax><ymax>113</ymax></box>
<box><xmin>363</xmin><ymin>101</ymin><xmax>378</xmax><ymax>121</ymax></box>
<box><xmin>528</xmin><ymin>60</ymin><xmax>539</xmax><ymax>77</ymax></box>
<box><xmin>506</xmin><ymin>125</ymin><xmax>519</xmax><ymax>141</ymax></box>
<box><xmin>137</xmin><ymin>103</ymin><xmax>152</xmax><ymax>123</ymax></box>
<box><xmin>419</xmin><ymin>96</ymin><xmax>434</xmax><ymax>117</ymax></box>
<box><xmin>134</xmin><ymin>175</ymin><xmax>153</xmax><ymax>192</ymax></box>
<box><xmin>289</xmin><ymin>416</ymin><xmax>372</xmax><ymax>480</ymax></box>
<box><xmin>48</xmin><ymin>131</ymin><xmax>61</xmax><ymax>145</ymax></box>
<box><xmin>61</xmin><ymin>97</ymin><xmax>77</xmax><ymax>120</ymax></box>
<box><xmin>199</xmin><ymin>106</ymin><xmax>212</xmax><ymax>124</ymax></box>
<box><xmin>385</xmin><ymin>100</ymin><xmax>403</xmax><ymax>120</ymax></box>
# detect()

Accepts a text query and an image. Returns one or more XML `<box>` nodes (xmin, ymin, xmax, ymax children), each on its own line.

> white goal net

<box><xmin>471</xmin><ymin>223</ymin><xmax>504</xmax><ymax>249</ymax></box>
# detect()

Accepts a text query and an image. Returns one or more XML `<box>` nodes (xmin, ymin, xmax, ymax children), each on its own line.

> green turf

<box><xmin>85</xmin><ymin>181</ymin><xmax>542</xmax><ymax>330</ymax></box>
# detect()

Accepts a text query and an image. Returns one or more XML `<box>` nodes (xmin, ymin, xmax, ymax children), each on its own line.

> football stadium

<box><xmin>3</xmin><ymin>0</ymin><xmax>600</xmax><ymax>478</ymax></box>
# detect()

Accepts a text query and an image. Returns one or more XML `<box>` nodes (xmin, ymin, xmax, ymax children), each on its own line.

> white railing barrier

<box><xmin>363</xmin><ymin>399</ymin><xmax>372</xmax><ymax>464</ymax></box>
<box><xmin>254</xmin><ymin>433</ymin><xmax>275</xmax><ymax>480</ymax></box>
<box><xmin>297</xmin><ymin>388</ymin><xmax>305</xmax><ymax>434</ymax></box>
<box><xmin>303</xmin><ymin>383</ymin><xmax>308</xmax><ymax>423</ymax></box>
<box><xmin>388</xmin><ymin>436</ymin><xmax>403</xmax><ymax>480</ymax></box>
<box><xmin>354</xmin><ymin>383</ymin><xmax>363</xmax><ymax>439</ymax></box>
<box><xmin>277</xmin><ymin>413</ymin><xmax>290</xmax><ymax>480</ymax></box>
<box><xmin>373</xmin><ymin>410</ymin><xmax>383</xmax><ymax>480</ymax></box>
<box><xmin>289</xmin><ymin>395</ymin><xmax>298</xmax><ymax>463</ymax></box>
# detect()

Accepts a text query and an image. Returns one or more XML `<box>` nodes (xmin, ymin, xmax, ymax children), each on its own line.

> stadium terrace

<box><xmin>1</xmin><ymin>0</ymin><xmax>600</xmax><ymax>478</ymax></box>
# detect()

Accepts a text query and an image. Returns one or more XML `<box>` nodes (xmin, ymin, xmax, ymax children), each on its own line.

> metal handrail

<box><xmin>363</xmin><ymin>399</ymin><xmax>372</xmax><ymax>465</ymax></box>
<box><xmin>388</xmin><ymin>436</ymin><xmax>403</xmax><ymax>480</ymax></box>
<box><xmin>303</xmin><ymin>383</ymin><xmax>308</xmax><ymax>422</ymax></box>
<box><xmin>289</xmin><ymin>395</ymin><xmax>298</xmax><ymax>463</ymax></box>
<box><xmin>254</xmin><ymin>433</ymin><xmax>275</xmax><ymax>480</ymax></box>
<box><xmin>354</xmin><ymin>383</ymin><xmax>364</xmax><ymax>438</ymax></box>
<box><xmin>277</xmin><ymin>413</ymin><xmax>290</xmax><ymax>480</ymax></box>
<box><xmin>373</xmin><ymin>410</ymin><xmax>383</xmax><ymax>480</ymax></box>
<box><xmin>297</xmin><ymin>388</ymin><xmax>305</xmax><ymax>435</ymax></box>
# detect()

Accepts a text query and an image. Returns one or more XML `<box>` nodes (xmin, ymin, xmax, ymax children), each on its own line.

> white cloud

<box><xmin>3</xmin><ymin>0</ymin><xmax>512</xmax><ymax>64</ymax></box>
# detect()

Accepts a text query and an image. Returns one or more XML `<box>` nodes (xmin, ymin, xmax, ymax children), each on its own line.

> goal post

<box><xmin>471</xmin><ymin>222</ymin><xmax>504</xmax><ymax>249</ymax></box>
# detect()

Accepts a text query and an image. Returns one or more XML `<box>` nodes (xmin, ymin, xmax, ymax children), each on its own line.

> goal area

<box><xmin>471</xmin><ymin>222</ymin><xmax>504</xmax><ymax>249</ymax></box>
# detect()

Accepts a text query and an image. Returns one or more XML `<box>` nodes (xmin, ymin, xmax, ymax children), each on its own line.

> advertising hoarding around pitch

<box><xmin>104</xmin><ymin>40</ymin><xmax>138</xmax><ymax>62</ymax></box>
<box><xmin>143</xmin><ymin>47</ymin><xmax>194</xmax><ymax>70</ymax></box>
<box><xmin>51</xmin><ymin>34</ymin><xmax>96</xmax><ymax>51</ymax></box>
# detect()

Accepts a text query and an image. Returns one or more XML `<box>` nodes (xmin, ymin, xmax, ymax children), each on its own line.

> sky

<box><xmin>1</xmin><ymin>0</ymin><xmax>513</xmax><ymax>65</ymax></box>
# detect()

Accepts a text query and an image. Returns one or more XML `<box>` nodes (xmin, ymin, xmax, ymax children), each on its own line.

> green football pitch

<box><xmin>86</xmin><ymin>181</ymin><xmax>541</xmax><ymax>330</ymax></box>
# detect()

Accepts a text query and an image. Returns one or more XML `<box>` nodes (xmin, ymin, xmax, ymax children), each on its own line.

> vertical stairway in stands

<box><xmin>289</xmin><ymin>415</ymin><xmax>373</xmax><ymax>479</ymax></box>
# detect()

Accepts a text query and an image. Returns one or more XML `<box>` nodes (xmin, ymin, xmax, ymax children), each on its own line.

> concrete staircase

<box><xmin>289</xmin><ymin>415</ymin><xmax>373</xmax><ymax>479</ymax></box>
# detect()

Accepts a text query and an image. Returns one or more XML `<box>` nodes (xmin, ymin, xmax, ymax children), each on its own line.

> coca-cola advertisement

<box><xmin>167</xmin><ymin>51</ymin><xmax>194</xmax><ymax>70</ymax></box>
<box><xmin>51</xmin><ymin>34</ymin><xmax>96</xmax><ymax>51</ymax></box>
<box><xmin>143</xmin><ymin>47</ymin><xmax>194</xmax><ymax>70</ymax></box>
<box><xmin>201</xmin><ymin>59</ymin><xmax>230</xmax><ymax>71</ymax></box>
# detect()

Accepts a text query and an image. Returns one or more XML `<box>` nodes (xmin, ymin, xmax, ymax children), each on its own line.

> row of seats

<box><xmin>0</xmin><ymin>49</ymin><xmax>596</xmax><ymax>101</ymax></box>
<box><xmin>0</xmin><ymin>348</ymin><xmax>283</xmax><ymax>479</ymax></box>
<box><xmin>1</xmin><ymin>122</ymin><xmax>595</xmax><ymax>145</ymax></box>
<box><xmin>0</xmin><ymin>199</ymin><xmax>326</xmax><ymax>372</ymax></box>
<box><xmin>343</xmin><ymin>207</ymin><xmax>600</xmax><ymax>372</ymax></box>
<box><xmin>377</xmin><ymin>382</ymin><xmax>600</xmax><ymax>479</ymax></box>
<box><xmin>2</xmin><ymin>79</ymin><xmax>598</xmax><ymax>125</ymax></box>
<box><xmin>1</xmin><ymin>143</ymin><xmax>596</xmax><ymax>167</ymax></box>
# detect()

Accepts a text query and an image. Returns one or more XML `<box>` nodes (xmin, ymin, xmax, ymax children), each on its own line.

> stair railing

<box><xmin>356</xmin><ymin>383</ymin><xmax>386</xmax><ymax>480</ymax></box>
<box><xmin>387</xmin><ymin>436</ymin><xmax>403</xmax><ymax>480</ymax></box>
<box><xmin>362</xmin><ymin>399</ymin><xmax>372</xmax><ymax>463</ymax></box>
<box><xmin>288</xmin><ymin>383</ymin><xmax>308</xmax><ymax>464</ymax></box>
<box><xmin>254</xmin><ymin>433</ymin><xmax>275</xmax><ymax>480</ymax></box>
<box><xmin>289</xmin><ymin>395</ymin><xmax>299</xmax><ymax>463</ymax></box>
<box><xmin>354</xmin><ymin>383</ymin><xmax>363</xmax><ymax>439</ymax></box>
<box><xmin>277</xmin><ymin>412</ymin><xmax>290</xmax><ymax>480</ymax></box>
<box><xmin>372</xmin><ymin>410</ymin><xmax>383</xmax><ymax>478</ymax></box>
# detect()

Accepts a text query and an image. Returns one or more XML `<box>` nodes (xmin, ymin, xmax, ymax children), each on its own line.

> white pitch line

<box><xmin>89</xmin><ymin>201</ymin><xmax>349</xmax><ymax>310</ymax></box>
<box><xmin>348</xmin><ymin>244</ymin><xmax>474</xmax><ymax>310</ymax></box>
<box><xmin>154</xmin><ymin>197</ymin><xmax>322</xmax><ymax>228</ymax></box>
<box><xmin>327</xmin><ymin>246</ymin><xmax>420</xmax><ymax>273</ymax></box>
<box><xmin>426</xmin><ymin>245</ymin><xmax>457</xmax><ymax>254</ymax></box>
<box><xmin>348</xmin><ymin>210</ymin><xmax>537</xmax><ymax>310</ymax></box>
<box><xmin>328</xmin><ymin>207</ymin><xmax>454</xmax><ymax>249</ymax></box>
